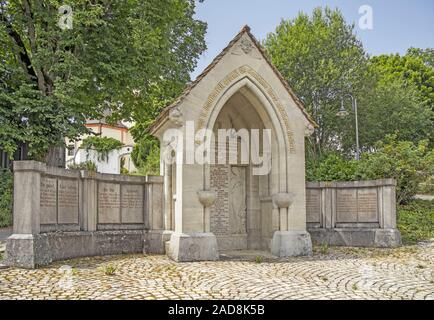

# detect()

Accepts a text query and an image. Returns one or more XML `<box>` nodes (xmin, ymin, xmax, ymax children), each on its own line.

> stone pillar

<box><xmin>271</xmin><ymin>192</ymin><xmax>312</xmax><ymax>257</ymax></box>
<box><xmin>375</xmin><ymin>179</ymin><xmax>401</xmax><ymax>247</ymax></box>
<box><xmin>81</xmin><ymin>170</ymin><xmax>98</xmax><ymax>232</ymax></box>
<box><xmin>164</xmin><ymin>163</ymin><xmax>173</xmax><ymax>230</ymax></box>
<box><xmin>6</xmin><ymin>161</ymin><xmax>45</xmax><ymax>268</ymax></box>
<box><xmin>168</xmin><ymin>164</ymin><xmax>219</xmax><ymax>262</ymax></box>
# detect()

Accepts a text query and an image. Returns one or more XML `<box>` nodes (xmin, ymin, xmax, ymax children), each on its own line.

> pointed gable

<box><xmin>149</xmin><ymin>25</ymin><xmax>316</xmax><ymax>135</ymax></box>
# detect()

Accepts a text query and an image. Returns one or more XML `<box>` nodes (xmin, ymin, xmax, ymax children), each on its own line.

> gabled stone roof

<box><xmin>149</xmin><ymin>25</ymin><xmax>317</xmax><ymax>134</ymax></box>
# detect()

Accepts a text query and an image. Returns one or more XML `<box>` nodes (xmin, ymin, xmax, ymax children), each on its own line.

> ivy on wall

<box><xmin>81</xmin><ymin>136</ymin><xmax>124</xmax><ymax>162</ymax></box>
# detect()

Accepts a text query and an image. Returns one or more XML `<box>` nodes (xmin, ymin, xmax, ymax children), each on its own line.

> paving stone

<box><xmin>0</xmin><ymin>244</ymin><xmax>433</xmax><ymax>300</ymax></box>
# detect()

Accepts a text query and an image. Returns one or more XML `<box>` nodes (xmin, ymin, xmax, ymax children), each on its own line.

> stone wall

<box><xmin>6</xmin><ymin>161</ymin><xmax>164</xmax><ymax>268</ymax></box>
<box><xmin>306</xmin><ymin>180</ymin><xmax>401</xmax><ymax>247</ymax></box>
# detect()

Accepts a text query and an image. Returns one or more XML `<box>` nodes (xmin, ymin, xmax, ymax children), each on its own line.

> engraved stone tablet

<box><xmin>40</xmin><ymin>177</ymin><xmax>57</xmax><ymax>224</ymax></box>
<box><xmin>121</xmin><ymin>185</ymin><xmax>144</xmax><ymax>223</ymax></box>
<box><xmin>357</xmin><ymin>188</ymin><xmax>378</xmax><ymax>222</ymax></box>
<box><xmin>336</xmin><ymin>189</ymin><xmax>357</xmax><ymax>222</ymax></box>
<box><xmin>98</xmin><ymin>183</ymin><xmax>121</xmax><ymax>224</ymax></box>
<box><xmin>58</xmin><ymin>179</ymin><xmax>79</xmax><ymax>224</ymax></box>
<box><xmin>306</xmin><ymin>189</ymin><xmax>321</xmax><ymax>223</ymax></box>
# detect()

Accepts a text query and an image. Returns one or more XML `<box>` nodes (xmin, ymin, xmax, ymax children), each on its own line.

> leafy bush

<box><xmin>0</xmin><ymin>170</ymin><xmax>13</xmax><ymax>228</ymax></box>
<box><xmin>306</xmin><ymin>153</ymin><xmax>358</xmax><ymax>181</ymax></box>
<box><xmin>356</xmin><ymin>135</ymin><xmax>433</xmax><ymax>204</ymax></box>
<box><xmin>397</xmin><ymin>200</ymin><xmax>434</xmax><ymax>244</ymax></box>
<box><xmin>418</xmin><ymin>176</ymin><xmax>434</xmax><ymax>195</ymax></box>
<box><xmin>307</xmin><ymin>135</ymin><xmax>433</xmax><ymax>204</ymax></box>
<box><xmin>81</xmin><ymin>136</ymin><xmax>124</xmax><ymax>162</ymax></box>
<box><xmin>68</xmin><ymin>161</ymin><xmax>98</xmax><ymax>172</ymax></box>
<box><xmin>132</xmin><ymin>136</ymin><xmax>160</xmax><ymax>176</ymax></box>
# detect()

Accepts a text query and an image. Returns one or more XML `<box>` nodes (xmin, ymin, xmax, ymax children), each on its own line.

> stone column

<box><xmin>167</xmin><ymin>163</ymin><xmax>219</xmax><ymax>262</ymax></box>
<box><xmin>6</xmin><ymin>161</ymin><xmax>45</xmax><ymax>268</ymax></box>
<box><xmin>375</xmin><ymin>179</ymin><xmax>401</xmax><ymax>247</ymax></box>
<box><xmin>164</xmin><ymin>163</ymin><xmax>173</xmax><ymax>230</ymax></box>
<box><xmin>81</xmin><ymin>170</ymin><xmax>98</xmax><ymax>232</ymax></box>
<box><xmin>271</xmin><ymin>191</ymin><xmax>313</xmax><ymax>257</ymax></box>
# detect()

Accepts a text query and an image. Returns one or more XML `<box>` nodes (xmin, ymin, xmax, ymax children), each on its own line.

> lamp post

<box><xmin>337</xmin><ymin>94</ymin><xmax>360</xmax><ymax>160</ymax></box>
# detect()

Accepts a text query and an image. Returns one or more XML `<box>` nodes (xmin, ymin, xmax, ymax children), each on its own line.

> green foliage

<box><xmin>0</xmin><ymin>0</ymin><xmax>206</xmax><ymax>161</ymax></box>
<box><xmin>103</xmin><ymin>264</ymin><xmax>117</xmax><ymax>276</ymax></box>
<box><xmin>255</xmin><ymin>256</ymin><xmax>263</xmax><ymax>264</ymax></box>
<box><xmin>418</xmin><ymin>176</ymin><xmax>434</xmax><ymax>195</ymax></box>
<box><xmin>81</xmin><ymin>136</ymin><xmax>123</xmax><ymax>162</ymax></box>
<box><xmin>67</xmin><ymin>161</ymin><xmax>97</xmax><ymax>172</ymax></box>
<box><xmin>307</xmin><ymin>135</ymin><xmax>433</xmax><ymax>204</ymax></box>
<box><xmin>264</xmin><ymin>7</ymin><xmax>368</xmax><ymax>160</ymax></box>
<box><xmin>264</xmin><ymin>7</ymin><xmax>433</xmax><ymax>160</ymax></box>
<box><xmin>397</xmin><ymin>200</ymin><xmax>434</xmax><ymax>244</ymax></box>
<box><xmin>0</xmin><ymin>170</ymin><xmax>13</xmax><ymax>228</ymax></box>
<box><xmin>307</xmin><ymin>153</ymin><xmax>358</xmax><ymax>181</ymax></box>
<box><xmin>356</xmin><ymin>135</ymin><xmax>433</xmax><ymax>204</ymax></box>
<box><xmin>355</xmin><ymin>78</ymin><xmax>432</xmax><ymax>150</ymax></box>
<box><xmin>132</xmin><ymin>135</ymin><xmax>160</xmax><ymax>176</ymax></box>
<box><xmin>370</xmin><ymin>49</ymin><xmax>434</xmax><ymax>108</ymax></box>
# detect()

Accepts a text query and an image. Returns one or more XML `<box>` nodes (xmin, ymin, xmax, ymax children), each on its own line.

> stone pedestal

<box><xmin>168</xmin><ymin>232</ymin><xmax>219</xmax><ymax>262</ymax></box>
<box><xmin>5</xmin><ymin>234</ymin><xmax>38</xmax><ymax>269</ymax></box>
<box><xmin>374</xmin><ymin>229</ymin><xmax>401</xmax><ymax>248</ymax></box>
<box><xmin>271</xmin><ymin>231</ymin><xmax>312</xmax><ymax>257</ymax></box>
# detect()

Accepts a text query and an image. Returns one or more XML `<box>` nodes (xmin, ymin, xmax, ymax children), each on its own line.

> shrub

<box><xmin>103</xmin><ymin>264</ymin><xmax>117</xmax><ymax>276</ymax></box>
<box><xmin>81</xmin><ymin>136</ymin><xmax>124</xmax><ymax>162</ymax></box>
<box><xmin>307</xmin><ymin>135</ymin><xmax>434</xmax><ymax>204</ymax></box>
<box><xmin>68</xmin><ymin>161</ymin><xmax>97</xmax><ymax>172</ymax></box>
<box><xmin>306</xmin><ymin>153</ymin><xmax>358</xmax><ymax>181</ymax></box>
<box><xmin>397</xmin><ymin>200</ymin><xmax>434</xmax><ymax>244</ymax></box>
<box><xmin>0</xmin><ymin>170</ymin><xmax>13</xmax><ymax>228</ymax></box>
<box><xmin>356</xmin><ymin>135</ymin><xmax>433</xmax><ymax>204</ymax></box>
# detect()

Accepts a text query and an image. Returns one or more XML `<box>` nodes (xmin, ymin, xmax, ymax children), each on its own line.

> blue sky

<box><xmin>192</xmin><ymin>0</ymin><xmax>434</xmax><ymax>78</ymax></box>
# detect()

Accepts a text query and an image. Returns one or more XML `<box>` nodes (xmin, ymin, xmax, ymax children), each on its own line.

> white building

<box><xmin>65</xmin><ymin>119</ymin><xmax>137</xmax><ymax>174</ymax></box>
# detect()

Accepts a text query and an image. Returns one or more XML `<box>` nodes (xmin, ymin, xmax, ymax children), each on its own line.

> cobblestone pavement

<box><xmin>0</xmin><ymin>243</ymin><xmax>433</xmax><ymax>300</ymax></box>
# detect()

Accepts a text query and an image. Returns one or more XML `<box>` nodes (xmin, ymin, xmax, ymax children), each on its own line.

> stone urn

<box><xmin>272</xmin><ymin>192</ymin><xmax>295</xmax><ymax>209</ymax></box>
<box><xmin>197</xmin><ymin>190</ymin><xmax>217</xmax><ymax>208</ymax></box>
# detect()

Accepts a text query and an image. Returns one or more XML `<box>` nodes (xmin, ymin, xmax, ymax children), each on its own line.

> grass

<box><xmin>397</xmin><ymin>199</ymin><xmax>434</xmax><ymax>245</ymax></box>
<box><xmin>255</xmin><ymin>256</ymin><xmax>263</xmax><ymax>264</ymax></box>
<box><xmin>313</xmin><ymin>243</ymin><xmax>329</xmax><ymax>255</ymax></box>
<box><xmin>103</xmin><ymin>264</ymin><xmax>117</xmax><ymax>276</ymax></box>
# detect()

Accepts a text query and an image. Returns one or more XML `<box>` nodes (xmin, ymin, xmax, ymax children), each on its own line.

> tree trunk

<box><xmin>44</xmin><ymin>146</ymin><xmax>66</xmax><ymax>168</ymax></box>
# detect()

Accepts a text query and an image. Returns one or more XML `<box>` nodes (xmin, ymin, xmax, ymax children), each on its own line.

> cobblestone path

<box><xmin>0</xmin><ymin>243</ymin><xmax>433</xmax><ymax>300</ymax></box>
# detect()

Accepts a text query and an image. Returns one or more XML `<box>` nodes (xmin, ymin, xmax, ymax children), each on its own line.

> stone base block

<box><xmin>143</xmin><ymin>230</ymin><xmax>173</xmax><ymax>254</ymax></box>
<box><xmin>271</xmin><ymin>231</ymin><xmax>313</xmax><ymax>257</ymax></box>
<box><xmin>168</xmin><ymin>232</ymin><xmax>219</xmax><ymax>262</ymax></box>
<box><xmin>5</xmin><ymin>230</ymin><xmax>165</xmax><ymax>269</ymax></box>
<box><xmin>4</xmin><ymin>234</ymin><xmax>37</xmax><ymax>269</ymax></box>
<box><xmin>308</xmin><ymin>228</ymin><xmax>401</xmax><ymax>247</ymax></box>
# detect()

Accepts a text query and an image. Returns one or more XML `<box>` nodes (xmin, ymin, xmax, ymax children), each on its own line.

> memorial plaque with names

<box><xmin>58</xmin><ymin>179</ymin><xmax>79</xmax><ymax>224</ymax></box>
<box><xmin>336</xmin><ymin>189</ymin><xmax>358</xmax><ymax>222</ymax></box>
<box><xmin>357</xmin><ymin>188</ymin><xmax>378</xmax><ymax>222</ymax></box>
<box><xmin>306</xmin><ymin>189</ymin><xmax>321</xmax><ymax>223</ymax></box>
<box><xmin>98</xmin><ymin>183</ymin><xmax>121</xmax><ymax>224</ymax></box>
<box><xmin>121</xmin><ymin>185</ymin><xmax>144</xmax><ymax>223</ymax></box>
<box><xmin>40</xmin><ymin>177</ymin><xmax>57</xmax><ymax>224</ymax></box>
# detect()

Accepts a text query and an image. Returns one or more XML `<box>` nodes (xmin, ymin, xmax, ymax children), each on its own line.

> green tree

<box><xmin>355</xmin><ymin>135</ymin><xmax>434</xmax><ymax>204</ymax></box>
<box><xmin>0</xmin><ymin>0</ymin><xmax>206</xmax><ymax>164</ymax></box>
<box><xmin>264</xmin><ymin>7</ymin><xmax>368</xmax><ymax>160</ymax></box>
<box><xmin>370</xmin><ymin>50</ymin><xmax>434</xmax><ymax>108</ymax></box>
<box><xmin>348</xmin><ymin>78</ymin><xmax>433</xmax><ymax>151</ymax></box>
